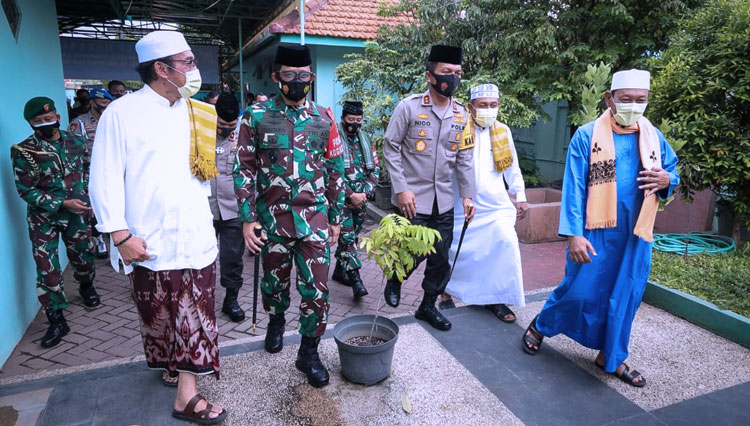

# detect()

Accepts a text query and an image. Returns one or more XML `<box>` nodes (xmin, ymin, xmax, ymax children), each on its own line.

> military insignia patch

<box><xmin>69</xmin><ymin>122</ymin><xmax>78</xmax><ymax>131</ymax></box>
<box><xmin>455</xmin><ymin>132</ymin><xmax>461</xmax><ymax>141</ymax></box>
<box><xmin>423</xmin><ymin>95</ymin><xmax>430</xmax><ymax>105</ymax></box>
<box><xmin>454</xmin><ymin>112</ymin><xmax>464</xmax><ymax>118</ymax></box>
<box><xmin>417</xmin><ymin>113</ymin><xmax>429</xmax><ymax>119</ymax></box>
<box><xmin>451</xmin><ymin>143</ymin><xmax>458</xmax><ymax>151</ymax></box>
<box><xmin>418</xmin><ymin>129</ymin><xmax>427</xmax><ymax>137</ymax></box>
<box><xmin>454</xmin><ymin>118</ymin><xmax>466</xmax><ymax>124</ymax></box>
<box><xmin>43</xmin><ymin>104</ymin><xmax>50</xmax><ymax>112</ymax></box>
<box><xmin>415</xmin><ymin>140</ymin><xmax>427</xmax><ymax>152</ymax></box>
<box><xmin>216</xmin><ymin>146</ymin><xmax>225</xmax><ymax>154</ymax></box>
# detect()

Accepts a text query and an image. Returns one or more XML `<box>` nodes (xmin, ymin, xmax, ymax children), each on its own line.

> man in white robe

<box><xmin>441</xmin><ymin>84</ymin><xmax>527</xmax><ymax>322</ymax></box>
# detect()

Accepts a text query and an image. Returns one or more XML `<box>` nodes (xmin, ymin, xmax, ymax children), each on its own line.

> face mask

<box><xmin>474</xmin><ymin>107</ymin><xmax>499</xmax><ymax>128</ymax></box>
<box><xmin>166</xmin><ymin>65</ymin><xmax>202</xmax><ymax>98</ymax></box>
<box><xmin>344</xmin><ymin>122</ymin><xmax>361</xmax><ymax>135</ymax></box>
<box><xmin>94</xmin><ymin>104</ymin><xmax>107</xmax><ymax>114</ymax></box>
<box><xmin>278</xmin><ymin>79</ymin><xmax>310</xmax><ymax>102</ymax></box>
<box><xmin>430</xmin><ymin>72</ymin><xmax>460</xmax><ymax>98</ymax></box>
<box><xmin>32</xmin><ymin>121</ymin><xmax>60</xmax><ymax>139</ymax></box>
<box><xmin>112</xmin><ymin>93</ymin><xmax>124</xmax><ymax>99</ymax></box>
<box><xmin>612</xmin><ymin>102</ymin><xmax>647</xmax><ymax>126</ymax></box>
<box><xmin>217</xmin><ymin>127</ymin><xmax>234</xmax><ymax>139</ymax></box>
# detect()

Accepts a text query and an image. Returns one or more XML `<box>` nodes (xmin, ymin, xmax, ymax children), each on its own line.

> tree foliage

<box><xmin>649</xmin><ymin>0</ymin><xmax>750</xmax><ymax>233</ymax></box>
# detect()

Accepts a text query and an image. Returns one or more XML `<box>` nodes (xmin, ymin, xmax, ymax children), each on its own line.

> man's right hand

<box><xmin>568</xmin><ymin>236</ymin><xmax>597</xmax><ymax>264</ymax></box>
<box><xmin>397</xmin><ymin>190</ymin><xmax>417</xmax><ymax>219</ymax></box>
<box><xmin>112</xmin><ymin>229</ymin><xmax>149</xmax><ymax>265</ymax></box>
<box><xmin>243</xmin><ymin>221</ymin><xmax>266</xmax><ymax>254</ymax></box>
<box><xmin>62</xmin><ymin>199</ymin><xmax>92</xmax><ymax>212</ymax></box>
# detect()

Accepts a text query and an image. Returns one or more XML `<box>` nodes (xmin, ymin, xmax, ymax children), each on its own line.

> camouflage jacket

<box><xmin>342</xmin><ymin>132</ymin><xmax>380</xmax><ymax>198</ymax></box>
<box><xmin>10</xmin><ymin>130</ymin><xmax>88</xmax><ymax>215</ymax></box>
<box><xmin>234</xmin><ymin>97</ymin><xmax>346</xmax><ymax>238</ymax></box>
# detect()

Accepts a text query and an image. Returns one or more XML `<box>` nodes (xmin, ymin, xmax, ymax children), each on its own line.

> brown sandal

<box><xmin>161</xmin><ymin>371</ymin><xmax>178</xmax><ymax>387</ymax></box>
<box><xmin>172</xmin><ymin>393</ymin><xmax>228</xmax><ymax>424</ymax></box>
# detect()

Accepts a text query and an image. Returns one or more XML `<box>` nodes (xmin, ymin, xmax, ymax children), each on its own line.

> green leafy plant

<box><xmin>570</xmin><ymin>62</ymin><xmax>612</xmax><ymax>126</ymax></box>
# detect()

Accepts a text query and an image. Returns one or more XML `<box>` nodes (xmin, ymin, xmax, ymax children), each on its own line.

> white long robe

<box><xmin>447</xmin><ymin>123</ymin><xmax>526</xmax><ymax>306</ymax></box>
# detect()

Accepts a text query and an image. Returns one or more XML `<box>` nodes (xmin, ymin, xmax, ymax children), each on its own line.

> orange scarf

<box><xmin>585</xmin><ymin>109</ymin><xmax>661</xmax><ymax>242</ymax></box>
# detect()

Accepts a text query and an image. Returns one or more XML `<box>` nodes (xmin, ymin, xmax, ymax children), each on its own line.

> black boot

<box><xmin>332</xmin><ymin>260</ymin><xmax>352</xmax><ymax>286</ymax></box>
<box><xmin>383</xmin><ymin>278</ymin><xmax>401</xmax><ymax>307</ymax></box>
<box><xmin>415</xmin><ymin>295</ymin><xmax>452</xmax><ymax>331</ymax></box>
<box><xmin>348</xmin><ymin>269</ymin><xmax>368</xmax><ymax>300</ymax></box>
<box><xmin>41</xmin><ymin>309</ymin><xmax>70</xmax><ymax>348</ymax></box>
<box><xmin>265</xmin><ymin>314</ymin><xmax>285</xmax><ymax>353</ymax></box>
<box><xmin>79</xmin><ymin>281</ymin><xmax>101</xmax><ymax>308</ymax></box>
<box><xmin>222</xmin><ymin>287</ymin><xmax>246</xmax><ymax>322</ymax></box>
<box><xmin>295</xmin><ymin>336</ymin><xmax>329</xmax><ymax>388</ymax></box>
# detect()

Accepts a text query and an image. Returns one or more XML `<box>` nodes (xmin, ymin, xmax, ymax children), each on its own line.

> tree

<box><xmin>649</xmin><ymin>0</ymin><xmax>750</xmax><ymax>241</ymax></box>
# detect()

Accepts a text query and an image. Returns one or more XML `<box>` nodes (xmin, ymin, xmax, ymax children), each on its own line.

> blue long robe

<box><xmin>535</xmin><ymin>120</ymin><xmax>679</xmax><ymax>373</ymax></box>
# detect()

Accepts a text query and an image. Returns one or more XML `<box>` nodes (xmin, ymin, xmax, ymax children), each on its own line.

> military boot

<box><xmin>348</xmin><ymin>269</ymin><xmax>368</xmax><ymax>300</ymax></box>
<box><xmin>383</xmin><ymin>278</ymin><xmax>401</xmax><ymax>307</ymax></box>
<box><xmin>265</xmin><ymin>314</ymin><xmax>285</xmax><ymax>353</ymax></box>
<box><xmin>295</xmin><ymin>336</ymin><xmax>329</xmax><ymax>388</ymax></box>
<box><xmin>222</xmin><ymin>287</ymin><xmax>246</xmax><ymax>322</ymax></box>
<box><xmin>41</xmin><ymin>309</ymin><xmax>70</xmax><ymax>348</ymax></box>
<box><xmin>332</xmin><ymin>260</ymin><xmax>352</xmax><ymax>286</ymax></box>
<box><xmin>415</xmin><ymin>294</ymin><xmax>452</xmax><ymax>331</ymax></box>
<box><xmin>79</xmin><ymin>281</ymin><xmax>101</xmax><ymax>308</ymax></box>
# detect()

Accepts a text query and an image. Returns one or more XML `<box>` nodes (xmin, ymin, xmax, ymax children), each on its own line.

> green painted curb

<box><xmin>644</xmin><ymin>281</ymin><xmax>750</xmax><ymax>348</ymax></box>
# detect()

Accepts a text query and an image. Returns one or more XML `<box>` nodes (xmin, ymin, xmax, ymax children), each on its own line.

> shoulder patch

<box><xmin>423</xmin><ymin>95</ymin><xmax>431</xmax><ymax>105</ymax></box>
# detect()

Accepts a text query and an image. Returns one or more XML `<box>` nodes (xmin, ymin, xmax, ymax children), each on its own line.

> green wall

<box><xmin>0</xmin><ymin>0</ymin><xmax>69</xmax><ymax>365</ymax></box>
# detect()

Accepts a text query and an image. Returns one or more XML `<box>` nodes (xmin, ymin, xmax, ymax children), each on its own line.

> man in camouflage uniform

<box><xmin>331</xmin><ymin>101</ymin><xmax>379</xmax><ymax>300</ymax></box>
<box><xmin>10</xmin><ymin>97</ymin><xmax>100</xmax><ymax>348</ymax></box>
<box><xmin>68</xmin><ymin>88</ymin><xmax>113</xmax><ymax>259</ymax></box>
<box><xmin>234</xmin><ymin>44</ymin><xmax>345</xmax><ymax>388</ymax></box>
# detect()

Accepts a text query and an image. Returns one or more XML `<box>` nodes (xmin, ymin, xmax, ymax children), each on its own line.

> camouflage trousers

<box><xmin>27</xmin><ymin>209</ymin><xmax>95</xmax><ymax>312</ymax></box>
<box><xmin>334</xmin><ymin>204</ymin><xmax>367</xmax><ymax>271</ymax></box>
<box><xmin>261</xmin><ymin>230</ymin><xmax>329</xmax><ymax>338</ymax></box>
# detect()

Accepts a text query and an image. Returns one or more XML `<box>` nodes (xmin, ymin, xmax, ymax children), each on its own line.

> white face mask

<box><xmin>612</xmin><ymin>102</ymin><xmax>647</xmax><ymax>126</ymax></box>
<box><xmin>166</xmin><ymin>65</ymin><xmax>202</xmax><ymax>98</ymax></box>
<box><xmin>474</xmin><ymin>107</ymin><xmax>499</xmax><ymax>128</ymax></box>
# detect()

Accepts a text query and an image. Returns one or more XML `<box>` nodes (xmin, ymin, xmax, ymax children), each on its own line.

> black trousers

<box><xmin>213</xmin><ymin>218</ymin><xmax>245</xmax><ymax>290</ymax></box>
<box><xmin>398</xmin><ymin>200</ymin><xmax>454</xmax><ymax>298</ymax></box>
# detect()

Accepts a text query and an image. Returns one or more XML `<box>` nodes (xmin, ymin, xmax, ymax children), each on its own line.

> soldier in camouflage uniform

<box><xmin>68</xmin><ymin>88</ymin><xmax>113</xmax><ymax>259</ymax></box>
<box><xmin>10</xmin><ymin>97</ymin><xmax>100</xmax><ymax>348</ymax></box>
<box><xmin>234</xmin><ymin>44</ymin><xmax>345</xmax><ymax>388</ymax></box>
<box><xmin>331</xmin><ymin>101</ymin><xmax>379</xmax><ymax>300</ymax></box>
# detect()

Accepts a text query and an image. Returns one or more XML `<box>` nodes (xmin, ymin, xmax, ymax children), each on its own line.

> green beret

<box><xmin>24</xmin><ymin>97</ymin><xmax>56</xmax><ymax>121</ymax></box>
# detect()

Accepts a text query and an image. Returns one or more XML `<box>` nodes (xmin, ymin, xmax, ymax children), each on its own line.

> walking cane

<box><xmin>251</xmin><ymin>225</ymin><xmax>263</xmax><ymax>334</ymax></box>
<box><xmin>448</xmin><ymin>205</ymin><xmax>473</xmax><ymax>280</ymax></box>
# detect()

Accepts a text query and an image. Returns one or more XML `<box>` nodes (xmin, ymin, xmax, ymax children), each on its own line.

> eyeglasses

<box><xmin>171</xmin><ymin>58</ymin><xmax>198</xmax><ymax>68</ymax></box>
<box><xmin>277</xmin><ymin>71</ymin><xmax>314</xmax><ymax>82</ymax></box>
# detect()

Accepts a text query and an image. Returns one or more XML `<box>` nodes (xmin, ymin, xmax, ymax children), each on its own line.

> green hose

<box><xmin>653</xmin><ymin>233</ymin><xmax>735</xmax><ymax>255</ymax></box>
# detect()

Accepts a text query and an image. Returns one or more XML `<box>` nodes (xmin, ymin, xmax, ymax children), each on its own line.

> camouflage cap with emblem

<box><xmin>24</xmin><ymin>97</ymin><xmax>56</xmax><ymax>120</ymax></box>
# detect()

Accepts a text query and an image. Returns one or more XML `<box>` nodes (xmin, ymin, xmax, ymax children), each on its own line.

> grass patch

<box><xmin>650</xmin><ymin>244</ymin><xmax>750</xmax><ymax>318</ymax></box>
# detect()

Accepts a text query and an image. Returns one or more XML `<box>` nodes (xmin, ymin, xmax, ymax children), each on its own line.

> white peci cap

<box><xmin>135</xmin><ymin>31</ymin><xmax>191</xmax><ymax>63</ymax></box>
<box><xmin>470</xmin><ymin>83</ymin><xmax>499</xmax><ymax>100</ymax></box>
<box><xmin>610</xmin><ymin>69</ymin><xmax>651</xmax><ymax>91</ymax></box>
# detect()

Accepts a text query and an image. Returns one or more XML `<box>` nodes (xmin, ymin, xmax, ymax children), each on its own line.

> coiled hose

<box><xmin>653</xmin><ymin>233</ymin><xmax>735</xmax><ymax>256</ymax></box>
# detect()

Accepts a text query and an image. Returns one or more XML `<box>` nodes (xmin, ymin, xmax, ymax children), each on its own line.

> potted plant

<box><xmin>333</xmin><ymin>214</ymin><xmax>441</xmax><ymax>385</ymax></box>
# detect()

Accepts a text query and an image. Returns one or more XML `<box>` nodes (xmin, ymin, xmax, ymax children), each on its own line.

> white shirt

<box><xmin>89</xmin><ymin>84</ymin><xmax>218</xmax><ymax>273</ymax></box>
<box><xmin>474</xmin><ymin>123</ymin><xmax>527</xmax><ymax>209</ymax></box>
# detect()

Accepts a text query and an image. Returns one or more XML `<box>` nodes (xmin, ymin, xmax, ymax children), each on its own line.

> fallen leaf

<box><xmin>402</xmin><ymin>393</ymin><xmax>412</xmax><ymax>414</ymax></box>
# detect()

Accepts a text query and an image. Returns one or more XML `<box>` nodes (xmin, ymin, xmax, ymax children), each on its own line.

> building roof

<box><xmin>269</xmin><ymin>0</ymin><xmax>409</xmax><ymax>40</ymax></box>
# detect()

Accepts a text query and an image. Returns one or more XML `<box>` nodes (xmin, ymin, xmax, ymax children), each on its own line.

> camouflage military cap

<box><xmin>24</xmin><ymin>97</ymin><xmax>56</xmax><ymax>120</ymax></box>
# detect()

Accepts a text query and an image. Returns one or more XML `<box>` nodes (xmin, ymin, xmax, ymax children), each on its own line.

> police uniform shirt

<box><xmin>209</xmin><ymin>130</ymin><xmax>240</xmax><ymax>221</ymax></box>
<box><xmin>384</xmin><ymin>90</ymin><xmax>476</xmax><ymax>215</ymax></box>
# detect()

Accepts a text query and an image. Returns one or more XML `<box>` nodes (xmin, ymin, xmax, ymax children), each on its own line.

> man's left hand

<box><xmin>462</xmin><ymin>198</ymin><xmax>475</xmax><ymax>223</ymax></box>
<box><xmin>329</xmin><ymin>224</ymin><xmax>341</xmax><ymax>246</ymax></box>
<box><xmin>637</xmin><ymin>167</ymin><xmax>670</xmax><ymax>197</ymax></box>
<box><xmin>516</xmin><ymin>202</ymin><xmax>529</xmax><ymax>220</ymax></box>
<box><xmin>348</xmin><ymin>193</ymin><xmax>367</xmax><ymax>208</ymax></box>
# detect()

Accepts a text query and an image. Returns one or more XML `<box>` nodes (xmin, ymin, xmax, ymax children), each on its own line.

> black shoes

<box><xmin>295</xmin><ymin>336</ymin><xmax>329</xmax><ymax>388</ymax></box>
<box><xmin>332</xmin><ymin>261</ymin><xmax>352</xmax><ymax>286</ymax></box>
<box><xmin>383</xmin><ymin>279</ymin><xmax>401</xmax><ymax>307</ymax></box>
<box><xmin>41</xmin><ymin>309</ymin><xmax>70</xmax><ymax>348</ymax></box>
<box><xmin>221</xmin><ymin>288</ymin><xmax>246</xmax><ymax>322</ymax></box>
<box><xmin>348</xmin><ymin>270</ymin><xmax>368</xmax><ymax>300</ymax></box>
<box><xmin>415</xmin><ymin>296</ymin><xmax>452</xmax><ymax>331</ymax></box>
<box><xmin>79</xmin><ymin>282</ymin><xmax>101</xmax><ymax>308</ymax></box>
<box><xmin>265</xmin><ymin>314</ymin><xmax>285</xmax><ymax>353</ymax></box>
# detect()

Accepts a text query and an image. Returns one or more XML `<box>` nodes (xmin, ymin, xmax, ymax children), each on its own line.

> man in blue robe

<box><xmin>521</xmin><ymin>69</ymin><xmax>680</xmax><ymax>388</ymax></box>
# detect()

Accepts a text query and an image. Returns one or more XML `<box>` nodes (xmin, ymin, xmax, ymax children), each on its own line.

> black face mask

<box><xmin>217</xmin><ymin>127</ymin><xmax>234</xmax><ymax>139</ymax></box>
<box><xmin>344</xmin><ymin>122</ymin><xmax>361</xmax><ymax>135</ymax></box>
<box><xmin>112</xmin><ymin>93</ymin><xmax>124</xmax><ymax>99</ymax></box>
<box><xmin>429</xmin><ymin>72</ymin><xmax>461</xmax><ymax>98</ymax></box>
<box><xmin>33</xmin><ymin>121</ymin><xmax>60</xmax><ymax>139</ymax></box>
<box><xmin>279</xmin><ymin>79</ymin><xmax>311</xmax><ymax>102</ymax></box>
<box><xmin>94</xmin><ymin>104</ymin><xmax>106</xmax><ymax>114</ymax></box>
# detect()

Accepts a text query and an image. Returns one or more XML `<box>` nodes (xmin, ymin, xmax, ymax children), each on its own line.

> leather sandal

<box><xmin>172</xmin><ymin>393</ymin><xmax>228</xmax><ymax>424</ymax></box>
<box><xmin>595</xmin><ymin>360</ymin><xmax>647</xmax><ymax>388</ymax></box>
<box><xmin>161</xmin><ymin>370</ymin><xmax>178</xmax><ymax>387</ymax></box>
<box><xmin>522</xmin><ymin>315</ymin><xmax>544</xmax><ymax>355</ymax></box>
<box><xmin>486</xmin><ymin>303</ymin><xmax>516</xmax><ymax>323</ymax></box>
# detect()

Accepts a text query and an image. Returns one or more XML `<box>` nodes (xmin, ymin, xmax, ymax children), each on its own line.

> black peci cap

<box><xmin>274</xmin><ymin>44</ymin><xmax>312</xmax><ymax>67</ymax></box>
<box><xmin>428</xmin><ymin>44</ymin><xmax>463</xmax><ymax>65</ymax></box>
<box><xmin>342</xmin><ymin>101</ymin><xmax>363</xmax><ymax>116</ymax></box>
<box><xmin>215</xmin><ymin>93</ymin><xmax>240</xmax><ymax>122</ymax></box>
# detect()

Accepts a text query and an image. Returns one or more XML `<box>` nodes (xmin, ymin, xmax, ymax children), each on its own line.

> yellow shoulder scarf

<box><xmin>186</xmin><ymin>98</ymin><xmax>219</xmax><ymax>181</ymax></box>
<box><xmin>586</xmin><ymin>108</ymin><xmax>661</xmax><ymax>241</ymax></box>
<box><xmin>460</xmin><ymin>118</ymin><xmax>513</xmax><ymax>173</ymax></box>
